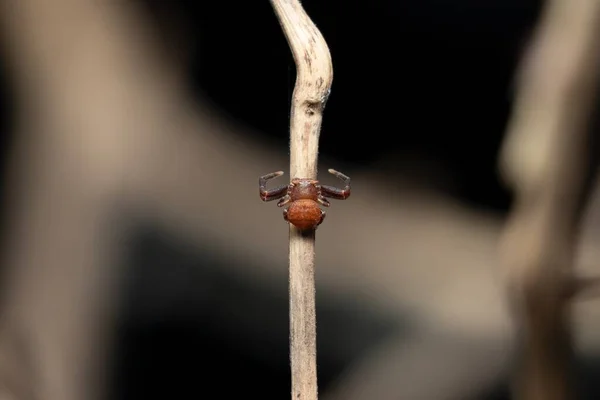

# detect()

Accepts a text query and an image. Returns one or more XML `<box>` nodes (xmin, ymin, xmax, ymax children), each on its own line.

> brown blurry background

<box><xmin>0</xmin><ymin>0</ymin><xmax>600</xmax><ymax>399</ymax></box>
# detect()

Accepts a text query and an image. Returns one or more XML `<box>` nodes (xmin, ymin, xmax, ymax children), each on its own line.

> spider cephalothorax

<box><xmin>259</xmin><ymin>169</ymin><xmax>351</xmax><ymax>230</ymax></box>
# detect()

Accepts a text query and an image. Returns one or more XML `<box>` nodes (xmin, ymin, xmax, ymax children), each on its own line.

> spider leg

<box><xmin>259</xmin><ymin>171</ymin><xmax>288</xmax><ymax>201</ymax></box>
<box><xmin>317</xmin><ymin>194</ymin><xmax>330</xmax><ymax>207</ymax></box>
<box><xmin>318</xmin><ymin>210</ymin><xmax>326</xmax><ymax>226</ymax></box>
<box><xmin>277</xmin><ymin>195</ymin><xmax>292</xmax><ymax>207</ymax></box>
<box><xmin>320</xmin><ymin>169</ymin><xmax>351</xmax><ymax>200</ymax></box>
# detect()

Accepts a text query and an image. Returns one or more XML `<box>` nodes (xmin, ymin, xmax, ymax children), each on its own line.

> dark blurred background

<box><xmin>0</xmin><ymin>1</ymin><xmax>556</xmax><ymax>399</ymax></box>
<box><xmin>141</xmin><ymin>0</ymin><xmax>545</xmax><ymax>212</ymax></box>
<box><xmin>113</xmin><ymin>1</ymin><xmax>540</xmax><ymax>398</ymax></box>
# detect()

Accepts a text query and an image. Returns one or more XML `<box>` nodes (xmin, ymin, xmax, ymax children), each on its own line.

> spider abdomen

<box><xmin>285</xmin><ymin>199</ymin><xmax>323</xmax><ymax>230</ymax></box>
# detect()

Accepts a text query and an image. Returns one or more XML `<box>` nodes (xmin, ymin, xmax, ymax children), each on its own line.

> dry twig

<box><xmin>498</xmin><ymin>1</ymin><xmax>600</xmax><ymax>399</ymax></box>
<box><xmin>269</xmin><ymin>1</ymin><xmax>333</xmax><ymax>399</ymax></box>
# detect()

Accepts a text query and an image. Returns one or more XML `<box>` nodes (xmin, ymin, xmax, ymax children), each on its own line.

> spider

<box><xmin>259</xmin><ymin>169</ymin><xmax>351</xmax><ymax>231</ymax></box>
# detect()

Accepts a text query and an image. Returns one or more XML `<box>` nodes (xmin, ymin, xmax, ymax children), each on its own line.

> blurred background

<box><xmin>2</xmin><ymin>0</ymin><xmax>600</xmax><ymax>399</ymax></box>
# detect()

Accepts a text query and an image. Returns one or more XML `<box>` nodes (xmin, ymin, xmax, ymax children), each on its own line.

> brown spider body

<box><xmin>259</xmin><ymin>169</ymin><xmax>351</xmax><ymax>231</ymax></box>
<box><xmin>285</xmin><ymin>199</ymin><xmax>323</xmax><ymax>230</ymax></box>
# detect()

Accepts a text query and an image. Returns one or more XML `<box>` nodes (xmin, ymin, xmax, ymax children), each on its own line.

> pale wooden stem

<box><xmin>499</xmin><ymin>1</ymin><xmax>600</xmax><ymax>399</ymax></box>
<box><xmin>269</xmin><ymin>1</ymin><xmax>333</xmax><ymax>399</ymax></box>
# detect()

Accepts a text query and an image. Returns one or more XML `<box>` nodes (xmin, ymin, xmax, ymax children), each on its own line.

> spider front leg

<box><xmin>259</xmin><ymin>171</ymin><xmax>288</xmax><ymax>202</ymax></box>
<box><xmin>320</xmin><ymin>169</ymin><xmax>351</xmax><ymax>200</ymax></box>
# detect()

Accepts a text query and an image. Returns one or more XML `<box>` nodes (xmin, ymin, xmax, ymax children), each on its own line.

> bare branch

<box><xmin>269</xmin><ymin>1</ymin><xmax>333</xmax><ymax>399</ymax></box>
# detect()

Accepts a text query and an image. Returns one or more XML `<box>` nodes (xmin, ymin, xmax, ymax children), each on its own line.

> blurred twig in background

<box><xmin>499</xmin><ymin>0</ymin><xmax>600</xmax><ymax>399</ymax></box>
